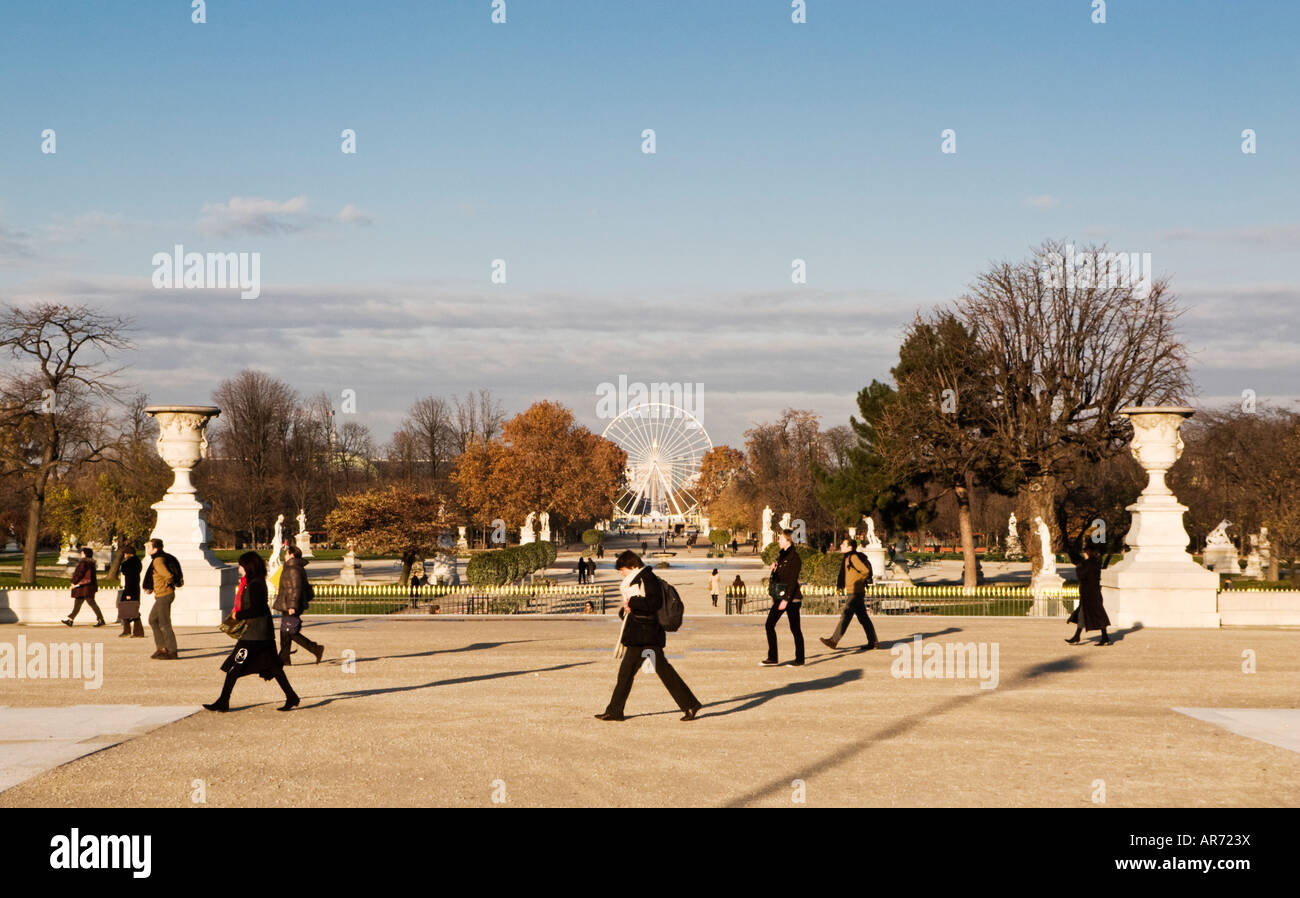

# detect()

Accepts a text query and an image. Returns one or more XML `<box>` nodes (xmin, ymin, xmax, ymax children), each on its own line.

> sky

<box><xmin>1</xmin><ymin>0</ymin><xmax>1297</xmax><ymax>448</ymax></box>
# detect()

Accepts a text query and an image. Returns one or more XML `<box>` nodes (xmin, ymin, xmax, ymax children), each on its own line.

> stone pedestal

<box><xmin>456</xmin><ymin>526</ymin><xmax>469</xmax><ymax>552</ymax></box>
<box><xmin>143</xmin><ymin>405</ymin><xmax>238</xmax><ymax>627</ymax></box>
<box><xmin>294</xmin><ymin>531</ymin><xmax>314</xmax><ymax>558</ymax></box>
<box><xmin>1029</xmin><ymin>571</ymin><xmax>1067</xmax><ymax>616</ymax></box>
<box><xmin>339</xmin><ymin>549</ymin><xmax>362</xmax><ymax>585</ymax></box>
<box><xmin>1202</xmin><ymin>544</ymin><xmax>1239</xmax><ymax>575</ymax></box>
<box><xmin>1242</xmin><ymin>550</ymin><xmax>1263</xmax><ymax>579</ymax></box>
<box><xmin>1100</xmin><ymin>407</ymin><xmax>1220</xmax><ymax>628</ymax></box>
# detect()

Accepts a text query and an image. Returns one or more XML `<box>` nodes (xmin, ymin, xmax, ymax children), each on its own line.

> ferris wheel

<box><xmin>602</xmin><ymin>403</ymin><xmax>713</xmax><ymax>523</ymax></box>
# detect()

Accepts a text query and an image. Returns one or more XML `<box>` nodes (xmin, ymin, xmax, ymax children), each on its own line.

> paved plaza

<box><xmin>2</xmin><ymin>599</ymin><xmax>1297</xmax><ymax>807</ymax></box>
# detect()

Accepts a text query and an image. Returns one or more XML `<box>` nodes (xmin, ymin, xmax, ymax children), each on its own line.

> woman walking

<box><xmin>708</xmin><ymin>568</ymin><xmax>721</xmax><ymax>607</ymax></box>
<box><xmin>1065</xmin><ymin>536</ymin><xmax>1112</xmax><ymax>646</ymax></box>
<box><xmin>116</xmin><ymin>545</ymin><xmax>145</xmax><ymax>637</ymax></box>
<box><xmin>761</xmin><ymin>529</ymin><xmax>804</xmax><ymax>666</ymax></box>
<box><xmin>62</xmin><ymin>547</ymin><xmax>105</xmax><ymax>627</ymax></box>
<box><xmin>204</xmin><ymin>551</ymin><xmax>300</xmax><ymax>712</ymax></box>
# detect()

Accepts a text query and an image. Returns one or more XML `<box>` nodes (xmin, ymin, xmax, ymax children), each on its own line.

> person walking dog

<box><xmin>205</xmin><ymin>551</ymin><xmax>299</xmax><ymax>712</ymax></box>
<box><xmin>62</xmin><ymin>547</ymin><xmax>105</xmax><ymax>627</ymax></box>
<box><xmin>143</xmin><ymin>538</ymin><xmax>184</xmax><ymax>659</ymax></box>
<box><xmin>820</xmin><ymin>538</ymin><xmax>879</xmax><ymax>650</ymax></box>
<box><xmin>761</xmin><ymin>529</ymin><xmax>804</xmax><ymax>666</ymax></box>
<box><xmin>595</xmin><ymin>550</ymin><xmax>701</xmax><ymax>722</ymax></box>
<box><xmin>274</xmin><ymin>545</ymin><xmax>324</xmax><ymax>665</ymax></box>
<box><xmin>116</xmin><ymin>544</ymin><xmax>145</xmax><ymax>637</ymax></box>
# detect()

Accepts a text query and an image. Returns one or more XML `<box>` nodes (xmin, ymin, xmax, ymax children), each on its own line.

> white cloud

<box><xmin>1025</xmin><ymin>194</ymin><xmax>1060</xmax><ymax>209</ymax></box>
<box><xmin>1160</xmin><ymin>224</ymin><xmax>1300</xmax><ymax>248</ymax></box>
<box><xmin>338</xmin><ymin>204</ymin><xmax>374</xmax><ymax>226</ymax></box>
<box><xmin>44</xmin><ymin>211</ymin><xmax>129</xmax><ymax>243</ymax></box>
<box><xmin>197</xmin><ymin>195</ymin><xmax>312</xmax><ymax>236</ymax></box>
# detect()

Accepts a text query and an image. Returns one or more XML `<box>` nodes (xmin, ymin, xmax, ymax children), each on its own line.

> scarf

<box><xmin>234</xmin><ymin>576</ymin><xmax>247</xmax><ymax>613</ymax></box>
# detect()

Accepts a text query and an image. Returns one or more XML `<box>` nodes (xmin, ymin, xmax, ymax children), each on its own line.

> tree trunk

<box><xmin>399</xmin><ymin>550</ymin><xmax>416</xmax><ymax>586</ymax></box>
<box><xmin>955</xmin><ymin>476</ymin><xmax>978</xmax><ymax>588</ymax></box>
<box><xmin>1021</xmin><ymin>474</ymin><xmax>1059</xmax><ymax>578</ymax></box>
<box><xmin>21</xmin><ymin>495</ymin><xmax>43</xmax><ymax>585</ymax></box>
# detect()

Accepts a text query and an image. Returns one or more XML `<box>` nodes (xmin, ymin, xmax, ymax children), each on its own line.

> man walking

<box><xmin>576</xmin><ymin>557</ymin><xmax>587</xmax><ymax>584</ymax></box>
<box><xmin>143</xmin><ymin>538</ymin><xmax>184</xmax><ymax>659</ymax></box>
<box><xmin>595</xmin><ymin>550</ymin><xmax>701</xmax><ymax>722</ymax></box>
<box><xmin>820</xmin><ymin>538</ymin><xmax>879</xmax><ymax>651</ymax></box>
<box><xmin>62</xmin><ymin>546</ymin><xmax>105</xmax><ymax>627</ymax></box>
<box><xmin>761</xmin><ymin>528</ymin><xmax>804</xmax><ymax>666</ymax></box>
<box><xmin>274</xmin><ymin>545</ymin><xmax>325</xmax><ymax>664</ymax></box>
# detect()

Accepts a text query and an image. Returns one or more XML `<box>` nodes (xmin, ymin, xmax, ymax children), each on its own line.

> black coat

<box><xmin>619</xmin><ymin>567</ymin><xmax>666</xmax><ymax>648</ymax></box>
<box><xmin>772</xmin><ymin>546</ymin><xmax>802</xmax><ymax>602</ymax></box>
<box><xmin>119</xmin><ymin>555</ymin><xmax>142</xmax><ymax>599</ymax></box>
<box><xmin>1068</xmin><ymin>552</ymin><xmax>1111</xmax><ymax>631</ymax></box>
<box><xmin>221</xmin><ymin>577</ymin><xmax>282</xmax><ymax>680</ymax></box>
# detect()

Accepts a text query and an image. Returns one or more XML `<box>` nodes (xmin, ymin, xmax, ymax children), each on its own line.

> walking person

<box><xmin>205</xmin><ymin>551</ymin><xmax>299</xmax><ymax>712</ymax></box>
<box><xmin>587</xmin><ymin>558</ymin><xmax>597</xmax><ymax>582</ymax></box>
<box><xmin>577</xmin><ymin>557</ymin><xmax>588</xmax><ymax>584</ymax></box>
<box><xmin>595</xmin><ymin>550</ymin><xmax>701</xmax><ymax>722</ymax></box>
<box><xmin>761</xmin><ymin>529</ymin><xmax>804</xmax><ymax>666</ymax></box>
<box><xmin>143</xmin><ymin>538</ymin><xmax>184</xmax><ymax>660</ymax></box>
<box><xmin>116</xmin><ymin>544</ymin><xmax>145</xmax><ymax>638</ymax></box>
<box><xmin>274</xmin><ymin>545</ymin><xmax>325</xmax><ymax>665</ymax></box>
<box><xmin>62</xmin><ymin>547</ymin><xmax>105</xmax><ymax>627</ymax></box>
<box><xmin>709</xmin><ymin>567</ymin><xmax>721</xmax><ymax>607</ymax></box>
<box><xmin>1066</xmin><ymin>534</ymin><xmax>1112</xmax><ymax>646</ymax></box>
<box><xmin>731</xmin><ymin>574</ymin><xmax>746</xmax><ymax>613</ymax></box>
<box><xmin>820</xmin><ymin>538</ymin><xmax>879</xmax><ymax>651</ymax></box>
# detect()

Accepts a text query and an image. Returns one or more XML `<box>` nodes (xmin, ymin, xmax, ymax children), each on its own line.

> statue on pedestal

<box><xmin>539</xmin><ymin>511</ymin><xmax>551</xmax><ymax>543</ymax></box>
<box><xmin>294</xmin><ymin>508</ymin><xmax>314</xmax><ymax>558</ymax></box>
<box><xmin>760</xmin><ymin>506</ymin><xmax>774</xmax><ymax>548</ymax></box>
<box><xmin>1034</xmin><ymin>516</ymin><xmax>1057</xmax><ymax>577</ymax></box>
<box><xmin>1005</xmin><ymin>513</ymin><xmax>1024</xmax><ymax>559</ymax></box>
<box><xmin>864</xmin><ymin>516</ymin><xmax>882</xmax><ymax>549</ymax></box>
<box><xmin>268</xmin><ymin>513</ymin><xmax>286</xmax><ymax>580</ymax></box>
<box><xmin>1202</xmin><ymin>519</ymin><xmax>1238</xmax><ymax>574</ymax></box>
<box><xmin>521</xmin><ymin>512</ymin><xmax>537</xmax><ymax>545</ymax></box>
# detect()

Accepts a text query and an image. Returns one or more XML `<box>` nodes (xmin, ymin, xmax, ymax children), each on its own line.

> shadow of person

<box><xmin>302</xmin><ymin>661</ymin><xmax>595</xmax><ymax>709</ymax></box>
<box><xmin>322</xmin><ymin>639</ymin><xmax>538</xmax><ymax>666</ymax></box>
<box><xmin>693</xmin><ymin>669</ymin><xmax>865</xmax><ymax>719</ymax></box>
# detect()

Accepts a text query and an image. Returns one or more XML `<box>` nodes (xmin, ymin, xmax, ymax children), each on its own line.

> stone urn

<box><xmin>1100</xmin><ymin>406</ymin><xmax>1219</xmax><ymax>627</ymax></box>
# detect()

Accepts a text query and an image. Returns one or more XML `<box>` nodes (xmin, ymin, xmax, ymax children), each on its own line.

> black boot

<box><xmin>204</xmin><ymin>672</ymin><xmax>237</xmax><ymax>711</ymax></box>
<box><xmin>275</xmin><ymin>671</ymin><xmax>299</xmax><ymax>710</ymax></box>
<box><xmin>1065</xmin><ymin>627</ymin><xmax>1082</xmax><ymax>645</ymax></box>
<box><xmin>118</xmin><ymin>621</ymin><xmax>132</xmax><ymax>638</ymax></box>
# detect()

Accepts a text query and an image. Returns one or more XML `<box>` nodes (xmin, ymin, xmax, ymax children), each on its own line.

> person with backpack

<box><xmin>274</xmin><ymin>545</ymin><xmax>324</xmax><ymax>665</ymax></box>
<box><xmin>820</xmin><ymin>537</ymin><xmax>879</xmax><ymax>650</ymax></box>
<box><xmin>595</xmin><ymin>550</ymin><xmax>701</xmax><ymax>722</ymax></box>
<box><xmin>143</xmin><ymin>538</ymin><xmax>184</xmax><ymax>659</ymax></box>
<box><xmin>62</xmin><ymin>547</ymin><xmax>105</xmax><ymax>627</ymax></box>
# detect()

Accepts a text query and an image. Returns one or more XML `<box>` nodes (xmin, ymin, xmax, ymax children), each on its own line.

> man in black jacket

<box><xmin>762</xmin><ymin>529</ymin><xmax>804</xmax><ymax>666</ymax></box>
<box><xmin>595</xmin><ymin>550</ymin><xmax>701</xmax><ymax>722</ymax></box>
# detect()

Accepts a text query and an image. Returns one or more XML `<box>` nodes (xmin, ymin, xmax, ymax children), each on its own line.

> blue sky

<box><xmin>2</xmin><ymin>0</ymin><xmax>1297</xmax><ymax>445</ymax></box>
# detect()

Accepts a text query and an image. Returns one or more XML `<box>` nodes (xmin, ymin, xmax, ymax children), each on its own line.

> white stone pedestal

<box><xmin>1029</xmin><ymin>572</ymin><xmax>1066</xmax><ymax>616</ymax></box>
<box><xmin>1202</xmin><ymin>544</ymin><xmax>1239</xmax><ymax>575</ymax></box>
<box><xmin>295</xmin><ymin>531</ymin><xmax>314</xmax><ymax>559</ymax></box>
<box><xmin>1101</xmin><ymin>407</ymin><xmax>1220</xmax><ymax>628</ymax></box>
<box><xmin>143</xmin><ymin>405</ymin><xmax>238</xmax><ymax>627</ymax></box>
<box><xmin>339</xmin><ymin>549</ymin><xmax>362</xmax><ymax>585</ymax></box>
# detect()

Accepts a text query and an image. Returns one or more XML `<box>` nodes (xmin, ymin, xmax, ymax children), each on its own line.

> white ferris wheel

<box><xmin>602</xmin><ymin>402</ymin><xmax>713</xmax><ymax>523</ymax></box>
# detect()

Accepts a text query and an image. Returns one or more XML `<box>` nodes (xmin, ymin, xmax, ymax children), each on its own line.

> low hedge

<box><xmin>465</xmin><ymin>542</ymin><xmax>556</xmax><ymax>587</ymax></box>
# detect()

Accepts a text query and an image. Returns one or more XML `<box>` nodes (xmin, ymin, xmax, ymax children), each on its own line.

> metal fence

<box><xmin>724</xmin><ymin>584</ymin><xmax>1080</xmax><ymax>617</ymax></box>
<box><xmin>306</xmin><ymin>583</ymin><xmax>608</xmax><ymax>615</ymax></box>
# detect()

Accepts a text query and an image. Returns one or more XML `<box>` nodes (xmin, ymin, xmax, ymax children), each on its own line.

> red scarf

<box><xmin>234</xmin><ymin>576</ymin><xmax>247</xmax><ymax>613</ymax></box>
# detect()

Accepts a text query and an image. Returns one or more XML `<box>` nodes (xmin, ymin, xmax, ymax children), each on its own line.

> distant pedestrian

<box><xmin>657</xmin><ymin>535</ymin><xmax>663</xmax><ymax>549</ymax></box>
<box><xmin>641</xmin><ymin>540</ymin><xmax>648</xmax><ymax>554</ymax></box>
<box><xmin>595</xmin><ymin>550</ymin><xmax>701</xmax><ymax>722</ymax></box>
<box><xmin>205</xmin><ymin>551</ymin><xmax>299</xmax><ymax>712</ymax></box>
<box><xmin>731</xmin><ymin>574</ymin><xmax>746</xmax><ymax>613</ymax></box>
<box><xmin>1066</xmin><ymin>536</ymin><xmax>1112</xmax><ymax>647</ymax></box>
<box><xmin>761</xmin><ymin>529</ymin><xmax>804</xmax><ymax>666</ymax></box>
<box><xmin>709</xmin><ymin>568</ymin><xmax>721</xmax><ymax>607</ymax></box>
<box><xmin>143</xmin><ymin>538</ymin><xmax>185</xmax><ymax>659</ymax></box>
<box><xmin>116</xmin><ymin>544</ymin><xmax>144</xmax><ymax>638</ymax></box>
<box><xmin>576</xmin><ymin>557</ymin><xmax>587</xmax><ymax>584</ymax></box>
<box><xmin>587</xmin><ymin>559</ymin><xmax>597</xmax><ymax>582</ymax></box>
<box><xmin>820</xmin><ymin>538</ymin><xmax>879</xmax><ymax>651</ymax></box>
<box><xmin>274</xmin><ymin>545</ymin><xmax>324</xmax><ymax>665</ymax></box>
<box><xmin>730</xmin><ymin>538</ymin><xmax>739</xmax><ymax>555</ymax></box>
<box><xmin>596</xmin><ymin>543</ymin><xmax>605</xmax><ymax>559</ymax></box>
<box><xmin>62</xmin><ymin>547</ymin><xmax>105</xmax><ymax>627</ymax></box>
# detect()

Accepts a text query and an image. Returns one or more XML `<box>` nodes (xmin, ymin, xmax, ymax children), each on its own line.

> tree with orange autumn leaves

<box><xmin>452</xmin><ymin>401</ymin><xmax>626</xmax><ymax>537</ymax></box>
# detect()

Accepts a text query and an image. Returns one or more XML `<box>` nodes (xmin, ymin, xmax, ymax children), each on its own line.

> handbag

<box><xmin>768</xmin><ymin>578</ymin><xmax>789</xmax><ymax>601</ymax></box>
<box><xmin>219</xmin><ymin>615</ymin><xmax>249</xmax><ymax>640</ymax></box>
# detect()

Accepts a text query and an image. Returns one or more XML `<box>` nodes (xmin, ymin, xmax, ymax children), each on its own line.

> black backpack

<box><xmin>656</xmin><ymin>577</ymin><xmax>684</xmax><ymax>632</ymax></box>
<box><xmin>300</xmin><ymin>575</ymin><xmax>313</xmax><ymax>612</ymax></box>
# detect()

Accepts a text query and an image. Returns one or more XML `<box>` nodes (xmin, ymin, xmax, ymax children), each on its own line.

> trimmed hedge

<box><xmin>465</xmin><ymin>541</ymin><xmax>556</xmax><ymax>587</ymax></box>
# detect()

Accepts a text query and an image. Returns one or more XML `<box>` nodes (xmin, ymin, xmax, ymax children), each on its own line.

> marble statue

<box><xmin>761</xmin><ymin>505</ymin><xmax>774</xmax><ymax>548</ymax></box>
<box><xmin>864</xmin><ymin>516</ymin><xmax>882</xmax><ymax>549</ymax></box>
<box><xmin>521</xmin><ymin>512</ymin><xmax>537</xmax><ymax>545</ymax></box>
<box><xmin>294</xmin><ymin>508</ymin><xmax>314</xmax><ymax>557</ymax></box>
<box><xmin>1005</xmin><ymin>513</ymin><xmax>1024</xmax><ymax>559</ymax></box>
<box><xmin>539</xmin><ymin>511</ymin><xmax>551</xmax><ymax>543</ymax></box>
<box><xmin>1202</xmin><ymin>519</ymin><xmax>1238</xmax><ymax>574</ymax></box>
<box><xmin>1033</xmin><ymin>516</ymin><xmax>1056</xmax><ymax>577</ymax></box>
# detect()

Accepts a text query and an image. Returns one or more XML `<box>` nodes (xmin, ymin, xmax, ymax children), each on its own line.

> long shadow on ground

<box><xmin>721</xmin><ymin>653</ymin><xmax>1086</xmax><ymax>807</ymax></box>
<box><xmin>302</xmin><ymin>661</ymin><xmax>595</xmax><ymax>709</ymax></box>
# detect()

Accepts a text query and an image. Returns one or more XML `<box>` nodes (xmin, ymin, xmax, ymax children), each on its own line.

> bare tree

<box><xmin>452</xmin><ymin>389</ymin><xmax>505</xmax><ymax>453</ymax></box>
<box><xmin>404</xmin><ymin>396</ymin><xmax>454</xmax><ymax>482</ymax></box>
<box><xmin>0</xmin><ymin>303</ymin><xmax>131</xmax><ymax>583</ymax></box>
<box><xmin>210</xmin><ymin>370</ymin><xmax>298</xmax><ymax>543</ymax></box>
<box><xmin>957</xmin><ymin>241</ymin><xmax>1191</xmax><ymax>574</ymax></box>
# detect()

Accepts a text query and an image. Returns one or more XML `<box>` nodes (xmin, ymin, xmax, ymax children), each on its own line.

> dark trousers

<box><xmin>217</xmin><ymin>668</ymin><xmax>295</xmax><ymax>703</ymax></box>
<box><xmin>68</xmin><ymin>595</ymin><xmax>105</xmax><ymax>623</ymax></box>
<box><xmin>278</xmin><ymin>615</ymin><xmax>321</xmax><ymax>662</ymax></box>
<box><xmin>828</xmin><ymin>592</ymin><xmax>877</xmax><ymax>646</ymax></box>
<box><xmin>604</xmin><ymin>645</ymin><xmax>699</xmax><ymax>716</ymax></box>
<box><xmin>765</xmin><ymin>600</ymin><xmax>804</xmax><ymax>662</ymax></box>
